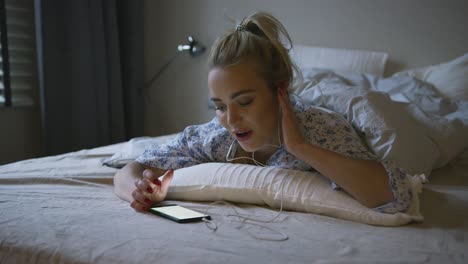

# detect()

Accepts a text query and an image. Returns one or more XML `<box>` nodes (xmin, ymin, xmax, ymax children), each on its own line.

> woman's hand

<box><xmin>130</xmin><ymin>169</ymin><xmax>174</xmax><ymax>212</ymax></box>
<box><xmin>277</xmin><ymin>86</ymin><xmax>306</xmax><ymax>156</ymax></box>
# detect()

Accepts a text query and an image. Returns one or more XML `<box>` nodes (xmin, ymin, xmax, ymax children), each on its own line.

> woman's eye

<box><xmin>238</xmin><ymin>99</ymin><xmax>253</xmax><ymax>106</ymax></box>
<box><xmin>214</xmin><ymin>105</ymin><xmax>226</xmax><ymax>112</ymax></box>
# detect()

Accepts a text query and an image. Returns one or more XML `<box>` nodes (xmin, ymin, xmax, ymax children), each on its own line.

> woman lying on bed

<box><xmin>114</xmin><ymin>12</ymin><xmax>412</xmax><ymax>214</ymax></box>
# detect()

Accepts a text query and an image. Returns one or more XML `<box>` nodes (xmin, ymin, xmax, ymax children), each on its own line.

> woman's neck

<box><xmin>235</xmin><ymin>144</ymin><xmax>279</xmax><ymax>166</ymax></box>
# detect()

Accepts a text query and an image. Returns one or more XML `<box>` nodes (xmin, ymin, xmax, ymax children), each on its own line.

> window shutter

<box><xmin>0</xmin><ymin>0</ymin><xmax>36</xmax><ymax>107</ymax></box>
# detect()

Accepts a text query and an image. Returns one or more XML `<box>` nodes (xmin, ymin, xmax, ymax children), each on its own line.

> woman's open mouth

<box><xmin>234</xmin><ymin>130</ymin><xmax>253</xmax><ymax>142</ymax></box>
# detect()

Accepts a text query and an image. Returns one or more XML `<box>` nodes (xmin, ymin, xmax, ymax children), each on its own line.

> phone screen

<box><xmin>149</xmin><ymin>205</ymin><xmax>210</xmax><ymax>223</ymax></box>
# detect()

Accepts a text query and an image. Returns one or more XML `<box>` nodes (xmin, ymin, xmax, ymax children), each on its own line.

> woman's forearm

<box><xmin>291</xmin><ymin>143</ymin><xmax>393</xmax><ymax>208</ymax></box>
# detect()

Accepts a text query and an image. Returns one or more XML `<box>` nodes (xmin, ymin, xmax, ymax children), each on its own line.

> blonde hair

<box><xmin>208</xmin><ymin>12</ymin><xmax>301</xmax><ymax>91</ymax></box>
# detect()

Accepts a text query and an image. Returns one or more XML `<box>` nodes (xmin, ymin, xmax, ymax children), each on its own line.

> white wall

<box><xmin>143</xmin><ymin>0</ymin><xmax>468</xmax><ymax>136</ymax></box>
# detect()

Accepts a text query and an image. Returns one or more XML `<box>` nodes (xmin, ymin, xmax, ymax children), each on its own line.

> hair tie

<box><xmin>236</xmin><ymin>24</ymin><xmax>246</xmax><ymax>32</ymax></box>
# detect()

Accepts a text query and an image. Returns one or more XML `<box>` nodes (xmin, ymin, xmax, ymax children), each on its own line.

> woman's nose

<box><xmin>227</xmin><ymin>108</ymin><xmax>241</xmax><ymax>126</ymax></box>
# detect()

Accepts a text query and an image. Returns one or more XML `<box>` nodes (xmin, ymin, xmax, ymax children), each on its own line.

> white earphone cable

<box><xmin>202</xmin><ymin>174</ymin><xmax>288</xmax><ymax>241</ymax></box>
<box><xmin>202</xmin><ymin>104</ymin><xmax>289</xmax><ymax>241</ymax></box>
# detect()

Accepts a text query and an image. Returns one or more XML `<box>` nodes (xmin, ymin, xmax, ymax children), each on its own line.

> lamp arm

<box><xmin>144</xmin><ymin>36</ymin><xmax>205</xmax><ymax>91</ymax></box>
<box><xmin>145</xmin><ymin>51</ymin><xmax>181</xmax><ymax>89</ymax></box>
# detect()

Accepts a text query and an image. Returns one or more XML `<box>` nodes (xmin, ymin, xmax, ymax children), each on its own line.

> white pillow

<box><xmin>167</xmin><ymin>163</ymin><xmax>425</xmax><ymax>226</ymax></box>
<box><xmin>394</xmin><ymin>53</ymin><xmax>468</xmax><ymax>101</ymax></box>
<box><xmin>291</xmin><ymin>45</ymin><xmax>389</xmax><ymax>76</ymax></box>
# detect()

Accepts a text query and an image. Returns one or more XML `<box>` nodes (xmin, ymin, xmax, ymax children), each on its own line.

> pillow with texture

<box><xmin>291</xmin><ymin>45</ymin><xmax>389</xmax><ymax>76</ymax></box>
<box><xmin>167</xmin><ymin>163</ymin><xmax>425</xmax><ymax>226</ymax></box>
<box><xmin>393</xmin><ymin>53</ymin><xmax>468</xmax><ymax>101</ymax></box>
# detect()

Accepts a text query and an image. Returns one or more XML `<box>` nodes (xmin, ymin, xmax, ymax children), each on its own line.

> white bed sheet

<box><xmin>0</xmin><ymin>143</ymin><xmax>467</xmax><ymax>264</ymax></box>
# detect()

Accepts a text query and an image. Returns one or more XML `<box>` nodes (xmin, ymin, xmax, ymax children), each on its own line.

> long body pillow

<box><xmin>167</xmin><ymin>163</ymin><xmax>425</xmax><ymax>227</ymax></box>
<box><xmin>295</xmin><ymin>68</ymin><xmax>468</xmax><ymax>176</ymax></box>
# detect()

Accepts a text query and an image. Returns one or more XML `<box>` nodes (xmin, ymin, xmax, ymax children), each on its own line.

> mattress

<box><xmin>0</xmin><ymin>141</ymin><xmax>467</xmax><ymax>264</ymax></box>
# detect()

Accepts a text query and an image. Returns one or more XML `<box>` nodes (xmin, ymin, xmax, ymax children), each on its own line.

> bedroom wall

<box><xmin>144</xmin><ymin>0</ymin><xmax>468</xmax><ymax>136</ymax></box>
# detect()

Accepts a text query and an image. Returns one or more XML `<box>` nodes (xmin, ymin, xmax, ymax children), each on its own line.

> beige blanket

<box><xmin>0</xmin><ymin>143</ymin><xmax>467</xmax><ymax>263</ymax></box>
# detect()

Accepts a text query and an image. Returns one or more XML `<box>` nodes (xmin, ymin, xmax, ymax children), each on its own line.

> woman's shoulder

<box><xmin>180</xmin><ymin>117</ymin><xmax>231</xmax><ymax>143</ymax></box>
<box><xmin>291</xmin><ymin>95</ymin><xmax>345</xmax><ymax>121</ymax></box>
<box><xmin>183</xmin><ymin>116</ymin><xmax>226</xmax><ymax>133</ymax></box>
<box><xmin>291</xmin><ymin>95</ymin><xmax>360</xmax><ymax>138</ymax></box>
<box><xmin>179</xmin><ymin>117</ymin><xmax>233</xmax><ymax>162</ymax></box>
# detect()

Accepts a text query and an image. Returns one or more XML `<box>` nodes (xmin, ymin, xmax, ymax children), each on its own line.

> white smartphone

<box><xmin>149</xmin><ymin>204</ymin><xmax>211</xmax><ymax>223</ymax></box>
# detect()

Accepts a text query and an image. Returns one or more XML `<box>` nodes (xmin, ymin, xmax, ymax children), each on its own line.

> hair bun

<box><xmin>209</xmin><ymin>11</ymin><xmax>302</xmax><ymax>91</ymax></box>
<box><xmin>245</xmin><ymin>23</ymin><xmax>264</xmax><ymax>36</ymax></box>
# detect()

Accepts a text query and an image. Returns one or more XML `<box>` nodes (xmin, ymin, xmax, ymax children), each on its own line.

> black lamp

<box><xmin>145</xmin><ymin>36</ymin><xmax>206</xmax><ymax>90</ymax></box>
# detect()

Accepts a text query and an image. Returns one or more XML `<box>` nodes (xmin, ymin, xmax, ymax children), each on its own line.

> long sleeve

<box><xmin>136</xmin><ymin>117</ymin><xmax>232</xmax><ymax>170</ymax></box>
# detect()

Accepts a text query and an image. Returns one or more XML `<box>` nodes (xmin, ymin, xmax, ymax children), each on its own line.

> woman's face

<box><xmin>208</xmin><ymin>61</ymin><xmax>280</xmax><ymax>153</ymax></box>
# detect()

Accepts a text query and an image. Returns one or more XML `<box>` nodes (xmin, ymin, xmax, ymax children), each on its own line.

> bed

<box><xmin>1</xmin><ymin>47</ymin><xmax>468</xmax><ymax>263</ymax></box>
